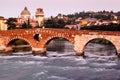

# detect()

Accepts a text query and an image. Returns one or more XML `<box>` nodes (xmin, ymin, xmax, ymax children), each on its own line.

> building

<box><xmin>21</xmin><ymin>7</ymin><xmax>31</xmax><ymax>22</ymax></box>
<box><xmin>79</xmin><ymin>18</ymin><xmax>97</xmax><ymax>26</ymax></box>
<box><xmin>0</xmin><ymin>16</ymin><xmax>7</xmax><ymax>30</ymax></box>
<box><xmin>65</xmin><ymin>24</ymin><xmax>79</xmax><ymax>30</ymax></box>
<box><xmin>35</xmin><ymin>8</ymin><xmax>44</xmax><ymax>26</ymax></box>
<box><xmin>17</xmin><ymin>7</ymin><xmax>44</xmax><ymax>28</ymax></box>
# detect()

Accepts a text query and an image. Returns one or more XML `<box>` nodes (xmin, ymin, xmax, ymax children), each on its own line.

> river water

<box><xmin>0</xmin><ymin>40</ymin><xmax>120</xmax><ymax>80</ymax></box>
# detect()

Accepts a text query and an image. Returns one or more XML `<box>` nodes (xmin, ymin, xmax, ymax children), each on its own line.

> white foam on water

<box><xmin>30</xmin><ymin>56</ymin><xmax>48</xmax><ymax>59</ymax></box>
<box><xmin>63</xmin><ymin>66</ymin><xmax>90</xmax><ymax>70</ymax></box>
<box><xmin>94</xmin><ymin>68</ymin><xmax>106</xmax><ymax>71</ymax></box>
<box><xmin>19</xmin><ymin>61</ymin><xmax>36</xmax><ymax>64</ymax></box>
<box><xmin>92</xmin><ymin>62</ymin><xmax>117</xmax><ymax>67</ymax></box>
<box><xmin>12</xmin><ymin>51</ymin><xmax>32</xmax><ymax>55</ymax></box>
<box><xmin>47</xmin><ymin>51</ymin><xmax>75</xmax><ymax>57</ymax></box>
<box><xmin>0</xmin><ymin>55</ymin><xmax>25</xmax><ymax>59</ymax></box>
<box><xmin>48</xmin><ymin>75</ymin><xmax>73</xmax><ymax>80</ymax></box>
<box><xmin>44</xmin><ymin>64</ymin><xmax>90</xmax><ymax>71</ymax></box>
<box><xmin>74</xmin><ymin>57</ymin><xmax>86</xmax><ymax>61</ymax></box>
<box><xmin>74</xmin><ymin>57</ymin><xmax>88</xmax><ymax>65</ymax></box>
<box><xmin>85</xmin><ymin>52</ymin><xmax>118</xmax><ymax>61</ymax></box>
<box><xmin>0</xmin><ymin>51</ymin><xmax>33</xmax><ymax>59</ymax></box>
<box><xmin>94</xmin><ymin>68</ymin><xmax>117</xmax><ymax>72</ymax></box>
<box><xmin>13</xmin><ymin>60</ymin><xmax>44</xmax><ymax>66</ymax></box>
<box><xmin>33</xmin><ymin>71</ymin><xmax>48</xmax><ymax>78</ymax></box>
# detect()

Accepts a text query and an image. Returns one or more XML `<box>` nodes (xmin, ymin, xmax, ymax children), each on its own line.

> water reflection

<box><xmin>85</xmin><ymin>43</ymin><xmax>117</xmax><ymax>58</ymax></box>
<box><xmin>46</xmin><ymin>39</ymin><xmax>117</xmax><ymax>58</ymax></box>
<box><xmin>47</xmin><ymin>39</ymin><xmax>74</xmax><ymax>52</ymax></box>
<box><xmin>46</xmin><ymin>39</ymin><xmax>76</xmax><ymax>57</ymax></box>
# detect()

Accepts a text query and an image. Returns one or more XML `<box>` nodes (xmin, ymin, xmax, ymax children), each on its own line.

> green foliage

<box><xmin>21</xmin><ymin>19</ymin><xmax>32</xmax><ymax>29</ymax></box>
<box><xmin>67</xmin><ymin>10</ymin><xmax>117</xmax><ymax>20</ymax></box>
<box><xmin>66</xmin><ymin>18</ymin><xmax>75</xmax><ymax>24</ymax></box>
<box><xmin>44</xmin><ymin>18</ymin><xmax>65</xmax><ymax>29</ymax></box>
<box><xmin>6</xmin><ymin>18</ymin><xmax>17</xmax><ymax>30</ymax></box>
<box><xmin>57</xmin><ymin>19</ymin><xmax>65</xmax><ymax>28</ymax></box>
<box><xmin>21</xmin><ymin>22</ymin><xmax>27</xmax><ymax>29</ymax></box>
<box><xmin>81</xmin><ymin>23</ymin><xmax>120</xmax><ymax>31</ymax></box>
<box><xmin>44</xmin><ymin>19</ymin><xmax>56</xmax><ymax>28</ymax></box>
<box><xmin>27</xmin><ymin>19</ymin><xmax>32</xmax><ymax>28</ymax></box>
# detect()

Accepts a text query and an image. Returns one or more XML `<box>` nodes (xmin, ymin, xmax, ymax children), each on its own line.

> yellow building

<box><xmin>81</xmin><ymin>21</ymin><xmax>88</xmax><ymax>25</ymax></box>
<box><xmin>0</xmin><ymin>17</ymin><xmax>7</xmax><ymax>30</ymax></box>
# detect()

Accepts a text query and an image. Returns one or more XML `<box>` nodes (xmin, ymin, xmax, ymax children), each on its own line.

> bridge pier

<box><xmin>32</xmin><ymin>48</ymin><xmax>46</xmax><ymax>56</ymax></box>
<box><xmin>74</xmin><ymin>35</ymin><xmax>86</xmax><ymax>57</ymax></box>
<box><xmin>74</xmin><ymin>46</ymin><xmax>85</xmax><ymax>57</ymax></box>
<box><xmin>4</xmin><ymin>46</ymin><xmax>13</xmax><ymax>55</ymax></box>
<box><xmin>113</xmin><ymin>45</ymin><xmax>120</xmax><ymax>57</ymax></box>
<box><xmin>116</xmin><ymin>50</ymin><xmax>120</xmax><ymax>58</ymax></box>
<box><xmin>75</xmin><ymin>50</ymin><xmax>85</xmax><ymax>56</ymax></box>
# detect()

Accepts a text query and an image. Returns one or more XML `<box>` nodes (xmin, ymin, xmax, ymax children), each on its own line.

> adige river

<box><xmin>0</xmin><ymin>40</ymin><xmax>120</xmax><ymax>80</ymax></box>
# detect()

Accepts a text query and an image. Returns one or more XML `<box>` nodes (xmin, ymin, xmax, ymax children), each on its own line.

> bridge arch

<box><xmin>5</xmin><ymin>37</ymin><xmax>33</xmax><ymax>54</ymax></box>
<box><xmin>42</xmin><ymin>36</ymin><xmax>75</xmax><ymax>56</ymax></box>
<box><xmin>83</xmin><ymin>38</ymin><xmax>117</xmax><ymax>57</ymax></box>
<box><xmin>6</xmin><ymin>37</ymin><xmax>32</xmax><ymax>47</ymax></box>
<box><xmin>43</xmin><ymin>36</ymin><xmax>74</xmax><ymax>47</ymax></box>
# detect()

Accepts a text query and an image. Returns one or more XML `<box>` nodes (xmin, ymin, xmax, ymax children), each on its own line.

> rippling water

<box><xmin>0</xmin><ymin>41</ymin><xmax>120</xmax><ymax>80</ymax></box>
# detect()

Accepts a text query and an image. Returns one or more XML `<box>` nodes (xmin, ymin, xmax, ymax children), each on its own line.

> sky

<box><xmin>0</xmin><ymin>0</ymin><xmax>120</xmax><ymax>18</ymax></box>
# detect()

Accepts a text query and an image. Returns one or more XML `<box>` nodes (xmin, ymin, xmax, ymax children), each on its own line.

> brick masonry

<box><xmin>0</xmin><ymin>28</ymin><xmax>120</xmax><ymax>56</ymax></box>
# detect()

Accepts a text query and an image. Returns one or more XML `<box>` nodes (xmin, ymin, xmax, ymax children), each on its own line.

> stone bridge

<box><xmin>0</xmin><ymin>28</ymin><xmax>120</xmax><ymax>56</ymax></box>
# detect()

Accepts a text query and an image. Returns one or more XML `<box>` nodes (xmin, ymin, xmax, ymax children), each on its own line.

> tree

<box><xmin>21</xmin><ymin>19</ymin><xmax>32</xmax><ymax>29</ymax></box>
<box><xmin>21</xmin><ymin>22</ymin><xmax>27</xmax><ymax>29</ymax></box>
<box><xmin>57</xmin><ymin>19</ymin><xmax>65</xmax><ymax>28</ymax></box>
<box><xmin>44</xmin><ymin>19</ymin><xmax>57</xmax><ymax>28</ymax></box>
<box><xmin>27</xmin><ymin>19</ymin><xmax>32</xmax><ymax>28</ymax></box>
<box><xmin>6</xmin><ymin>18</ymin><xmax>17</xmax><ymax>30</ymax></box>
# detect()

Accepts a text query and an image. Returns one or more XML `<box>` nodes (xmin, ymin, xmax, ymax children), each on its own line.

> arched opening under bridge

<box><xmin>84</xmin><ymin>38</ymin><xmax>117</xmax><ymax>58</ymax></box>
<box><xmin>45</xmin><ymin>37</ymin><xmax>75</xmax><ymax>57</ymax></box>
<box><xmin>7</xmin><ymin>39</ymin><xmax>32</xmax><ymax>55</ymax></box>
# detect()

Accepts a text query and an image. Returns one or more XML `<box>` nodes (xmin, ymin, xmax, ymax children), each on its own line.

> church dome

<box><xmin>21</xmin><ymin>7</ymin><xmax>31</xmax><ymax>15</ymax></box>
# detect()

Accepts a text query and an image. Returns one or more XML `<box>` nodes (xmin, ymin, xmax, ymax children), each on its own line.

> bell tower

<box><xmin>35</xmin><ymin>8</ymin><xmax>44</xmax><ymax>27</ymax></box>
